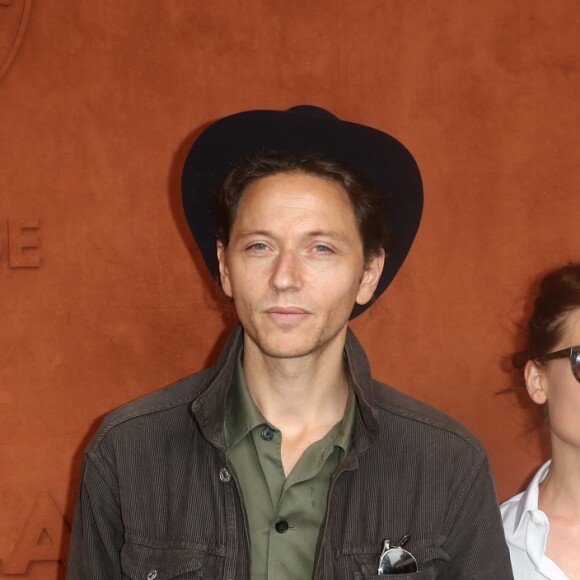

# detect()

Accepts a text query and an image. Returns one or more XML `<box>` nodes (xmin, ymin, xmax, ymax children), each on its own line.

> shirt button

<box><xmin>275</xmin><ymin>520</ymin><xmax>289</xmax><ymax>533</ymax></box>
<box><xmin>261</xmin><ymin>426</ymin><xmax>274</xmax><ymax>441</ymax></box>
<box><xmin>219</xmin><ymin>467</ymin><xmax>232</xmax><ymax>483</ymax></box>
<box><xmin>147</xmin><ymin>571</ymin><xmax>158</xmax><ymax>580</ymax></box>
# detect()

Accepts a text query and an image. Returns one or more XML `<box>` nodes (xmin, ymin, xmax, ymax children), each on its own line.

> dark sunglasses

<box><xmin>537</xmin><ymin>345</ymin><xmax>580</xmax><ymax>383</ymax></box>
<box><xmin>378</xmin><ymin>534</ymin><xmax>418</xmax><ymax>575</ymax></box>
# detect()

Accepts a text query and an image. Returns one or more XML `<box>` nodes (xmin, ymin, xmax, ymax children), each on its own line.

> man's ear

<box><xmin>524</xmin><ymin>360</ymin><xmax>548</xmax><ymax>405</ymax></box>
<box><xmin>355</xmin><ymin>249</ymin><xmax>385</xmax><ymax>306</ymax></box>
<box><xmin>216</xmin><ymin>241</ymin><xmax>233</xmax><ymax>298</ymax></box>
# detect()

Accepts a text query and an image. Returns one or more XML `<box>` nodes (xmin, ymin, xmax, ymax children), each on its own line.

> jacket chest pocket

<box><xmin>332</xmin><ymin>550</ymin><xmax>440</xmax><ymax>579</ymax></box>
<box><xmin>352</xmin><ymin>555</ymin><xmax>437</xmax><ymax>579</ymax></box>
<box><xmin>355</xmin><ymin>573</ymin><xmax>436</xmax><ymax>579</ymax></box>
<box><xmin>121</xmin><ymin>542</ymin><xmax>221</xmax><ymax>579</ymax></box>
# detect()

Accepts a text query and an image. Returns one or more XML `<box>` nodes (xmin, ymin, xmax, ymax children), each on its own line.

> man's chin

<box><xmin>244</xmin><ymin>331</ymin><xmax>319</xmax><ymax>359</ymax></box>
<box><xmin>256</xmin><ymin>341</ymin><xmax>316</xmax><ymax>360</ymax></box>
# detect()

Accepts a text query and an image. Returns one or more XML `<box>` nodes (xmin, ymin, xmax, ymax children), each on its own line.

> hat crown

<box><xmin>287</xmin><ymin>105</ymin><xmax>338</xmax><ymax>120</ymax></box>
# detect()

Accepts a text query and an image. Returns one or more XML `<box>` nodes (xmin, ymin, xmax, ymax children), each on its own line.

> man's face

<box><xmin>217</xmin><ymin>171</ymin><xmax>384</xmax><ymax>360</ymax></box>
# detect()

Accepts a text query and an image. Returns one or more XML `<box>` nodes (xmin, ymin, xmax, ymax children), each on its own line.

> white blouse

<box><xmin>500</xmin><ymin>461</ymin><xmax>568</xmax><ymax>580</ymax></box>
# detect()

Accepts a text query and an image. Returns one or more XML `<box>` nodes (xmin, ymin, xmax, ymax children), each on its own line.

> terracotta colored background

<box><xmin>1</xmin><ymin>1</ymin><xmax>579</xmax><ymax>577</ymax></box>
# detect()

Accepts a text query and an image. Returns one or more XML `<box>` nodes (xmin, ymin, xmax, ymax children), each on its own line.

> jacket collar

<box><xmin>344</xmin><ymin>328</ymin><xmax>379</xmax><ymax>456</ymax></box>
<box><xmin>190</xmin><ymin>325</ymin><xmax>379</xmax><ymax>454</ymax></box>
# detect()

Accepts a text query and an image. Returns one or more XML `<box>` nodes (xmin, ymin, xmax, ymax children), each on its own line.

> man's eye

<box><xmin>314</xmin><ymin>245</ymin><xmax>332</xmax><ymax>253</ymax></box>
<box><xmin>248</xmin><ymin>242</ymin><xmax>268</xmax><ymax>251</ymax></box>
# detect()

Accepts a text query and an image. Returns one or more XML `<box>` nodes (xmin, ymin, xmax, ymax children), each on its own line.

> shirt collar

<box><xmin>192</xmin><ymin>325</ymin><xmax>379</xmax><ymax>452</ymax></box>
<box><xmin>513</xmin><ymin>460</ymin><xmax>551</xmax><ymax>532</ymax></box>
<box><xmin>511</xmin><ymin>460</ymin><xmax>552</xmax><ymax>570</ymax></box>
<box><xmin>223</xmin><ymin>348</ymin><xmax>268</xmax><ymax>450</ymax></box>
<box><xmin>223</xmin><ymin>347</ymin><xmax>356</xmax><ymax>455</ymax></box>
<box><xmin>334</xmin><ymin>388</ymin><xmax>355</xmax><ymax>456</ymax></box>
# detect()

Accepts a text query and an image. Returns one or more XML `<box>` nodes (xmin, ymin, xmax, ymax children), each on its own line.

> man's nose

<box><xmin>269</xmin><ymin>250</ymin><xmax>303</xmax><ymax>292</ymax></box>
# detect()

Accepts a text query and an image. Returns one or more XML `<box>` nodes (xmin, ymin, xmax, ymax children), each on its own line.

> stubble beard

<box><xmin>246</xmin><ymin>319</ymin><xmax>348</xmax><ymax>362</ymax></box>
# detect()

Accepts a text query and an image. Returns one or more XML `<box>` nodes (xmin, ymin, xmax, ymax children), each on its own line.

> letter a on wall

<box><xmin>3</xmin><ymin>492</ymin><xmax>70</xmax><ymax>574</ymax></box>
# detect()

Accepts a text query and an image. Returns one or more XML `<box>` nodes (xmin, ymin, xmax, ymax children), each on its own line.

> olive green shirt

<box><xmin>223</xmin><ymin>353</ymin><xmax>355</xmax><ymax>580</ymax></box>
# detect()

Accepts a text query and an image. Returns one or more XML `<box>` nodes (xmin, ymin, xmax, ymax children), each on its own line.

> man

<box><xmin>67</xmin><ymin>106</ymin><xmax>512</xmax><ymax>578</ymax></box>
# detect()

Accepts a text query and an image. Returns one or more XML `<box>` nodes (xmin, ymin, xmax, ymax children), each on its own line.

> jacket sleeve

<box><xmin>441</xmin><ymin>456</ymin><xmax>513</xmax><ymax>579</ymax></box>
<box><xmin>66</xmin><ymin>452</ymin><xmax>124</xmax><ymax>579</ymax></box>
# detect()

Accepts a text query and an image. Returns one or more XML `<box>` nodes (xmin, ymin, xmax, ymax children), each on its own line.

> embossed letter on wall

<box><xmin>0</xmin><ymin>0</ymin><xmax>33</xmax><ymax>82</ymax></box>
<box><xmin>7</xmin><ymin>218</ymin><xmax>41</xmax><ymax>268</ymax></box>
<box><xmin>0</xmin><ymin>219</ymin><xmax>42</xmax><ymax>268</ymax></box>
<box><xmin>2</xmin><ymin>492</ymin><xmax>70</xmax><ymax>574</ymax></box>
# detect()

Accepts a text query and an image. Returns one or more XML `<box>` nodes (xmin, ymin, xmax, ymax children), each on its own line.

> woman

<box><xmin>501</xmin><ymin>262</ymin><xmax>580</xmax><ymax>579</ymax></box>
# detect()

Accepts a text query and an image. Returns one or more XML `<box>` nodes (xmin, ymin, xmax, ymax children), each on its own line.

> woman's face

<box><xmin>526</xmin><ymin>308</ymin><xmax>580</xmax><ymax>451</ymax></box>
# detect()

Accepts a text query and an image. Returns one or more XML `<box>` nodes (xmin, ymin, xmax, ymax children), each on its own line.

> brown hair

<box><xmin>512</xmin><ymin>262</ymin><xmax>580</xmax><ymax>373</ymax></box>
<box><xmin>214</xmin><ymin>150</ymin><xmax>392</xmax><ymax>264</ymax></box>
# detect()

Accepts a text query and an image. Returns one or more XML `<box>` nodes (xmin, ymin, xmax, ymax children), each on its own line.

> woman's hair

<box><xmin>512</xmin><ymin>261</ymin><xmax>580</xmax><ymax>373</ymax></box>
<box><xmin>214</xmin><ymin>150</ymin><xmax>392</xmax><ymax>264</ymax></box>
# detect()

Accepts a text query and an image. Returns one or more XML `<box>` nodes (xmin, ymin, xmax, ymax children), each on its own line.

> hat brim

<box><xmin>181</xmin><ymin>105</ymin><xmax>423</xmax><ymax>318</ymax></box>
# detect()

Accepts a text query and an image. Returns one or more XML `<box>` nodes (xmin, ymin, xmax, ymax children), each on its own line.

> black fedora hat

<box><xmin>181</xmin><ymin>105</ymin><xmax>423</xmax><ymax>318</ymax></box>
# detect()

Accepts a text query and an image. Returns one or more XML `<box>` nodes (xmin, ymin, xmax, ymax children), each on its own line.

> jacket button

<box><xmin>219</xmin><ymin>467</ymin><xmax>232</xmax><ymax>483</ymax></box>
<box><xmin>147</xmin><ymin>571</ymin><xmax>158</xmax><ymax>580</ymax></box>
<box><xmin>261</xmin><ymin>426</ymin><xmax>274</xmax><ymax>441</ymax></box>
<box><xmin>275</xmin><ymin>520</ymin><xmax>289</xmax><ymax>533</ymax></box>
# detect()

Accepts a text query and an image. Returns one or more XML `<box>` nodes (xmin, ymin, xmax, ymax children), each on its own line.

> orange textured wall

<box><xmin>1</xmin><ymin>1</ymin><xmax>579</xmax><ymax>577</ymax></box>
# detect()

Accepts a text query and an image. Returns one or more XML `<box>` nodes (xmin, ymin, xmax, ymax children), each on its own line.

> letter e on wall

<box><xmin>8</xmin><ymin>218</ymin><xmax>41</xmax><ymax>268</ymax></box>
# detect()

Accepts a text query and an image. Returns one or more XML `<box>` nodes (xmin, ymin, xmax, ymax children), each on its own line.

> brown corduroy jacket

<box><xmin>67</xmin><ymin>326</ymin><xmax>513</xmax><ymax>579</ymax></box>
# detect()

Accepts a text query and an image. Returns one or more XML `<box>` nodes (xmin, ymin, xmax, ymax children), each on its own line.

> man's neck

<box><xmin>241</xmin><ymin>333</ymin><xmax>350</xmax><ymax>475</ymax></box>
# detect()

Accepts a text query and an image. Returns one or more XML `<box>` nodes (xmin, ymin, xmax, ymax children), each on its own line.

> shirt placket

<box><xmin>253</xmin><ymin>423</ymin><xmax>341</xmax><ymax>579</ymax></box>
